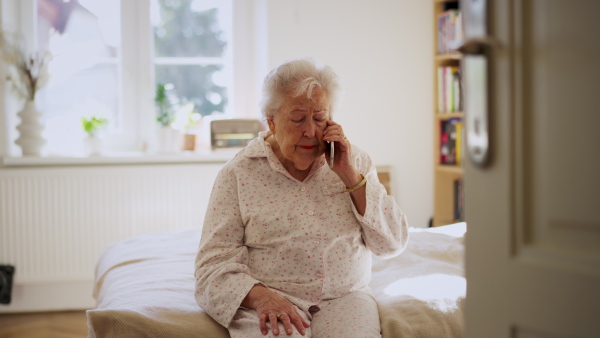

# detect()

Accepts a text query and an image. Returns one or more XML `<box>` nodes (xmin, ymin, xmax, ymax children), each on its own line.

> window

<box><xmin>152</xmin><ymin>0</ymin><xmax>233</xmax><ymax>120</ymax></box>
<box><xmin>37</xmin><ymin>0</ymin><xmax>122</xmax><ymax>155</ymax></box>
<box><xmin>3</xmin><ymin>0</ymin><xmax>248</xmax><ymax>156</ymax></box>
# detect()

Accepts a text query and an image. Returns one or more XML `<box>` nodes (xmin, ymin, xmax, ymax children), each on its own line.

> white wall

<box><xmin>262</xmin><ymin>0</ymin><xmax>433</xmax><ymax>227</ymax></box>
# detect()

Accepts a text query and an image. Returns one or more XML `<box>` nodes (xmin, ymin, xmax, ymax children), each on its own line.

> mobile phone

<box><xmin>329</xmin><ymin>141</ymin><xmax>335</xmax><ymax>168</ymax></box>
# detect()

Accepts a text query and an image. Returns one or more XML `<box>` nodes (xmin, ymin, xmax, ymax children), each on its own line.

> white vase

<box><xmin>15</xmin><ymin>100</ymin><xmax>46</xmax><ymax>156</ymax></box>
<box><xmin>84</xmin><ymin>135</ymin><xmax>102</xmax><ymax>156</ymax></box>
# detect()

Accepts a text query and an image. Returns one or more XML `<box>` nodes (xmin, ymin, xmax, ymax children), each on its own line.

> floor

<box><xmin>0</xmin><ymin>310</ymin><xmax>88</xmax><ymax>338</ymax></box>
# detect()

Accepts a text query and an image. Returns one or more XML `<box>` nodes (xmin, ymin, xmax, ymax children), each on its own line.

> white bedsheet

<box><xmin>87</xmin><ymin>222</ymin><xmax>466</xmax><ymax>337</ymax></box>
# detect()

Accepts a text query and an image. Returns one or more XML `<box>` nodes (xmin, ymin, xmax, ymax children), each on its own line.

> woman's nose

<box><xmin>303</xmin><ymin>120</ymin><xmax>317</xmax><ymax>138</ymax></box>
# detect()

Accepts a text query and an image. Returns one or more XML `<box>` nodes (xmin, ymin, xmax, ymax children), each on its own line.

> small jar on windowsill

<box><xmin>182</xmin><ymin>133</ymin><xmax>197</xmax><ymax>151</ymax></box>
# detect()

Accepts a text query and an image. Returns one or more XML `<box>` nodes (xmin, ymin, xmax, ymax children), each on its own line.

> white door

<box><xmin>462</xmin><ymin>0</ymin><xmax>600</xmax><ymax>337</ymax></box>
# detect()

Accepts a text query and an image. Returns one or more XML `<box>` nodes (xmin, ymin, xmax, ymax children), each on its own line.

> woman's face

<box><xmin>267</xmin><ymin>87</ymin><xmax>330</xmax><ymax>171</ymax></box>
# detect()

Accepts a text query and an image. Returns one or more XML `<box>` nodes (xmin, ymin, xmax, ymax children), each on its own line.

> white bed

<box><xmin>87</xmin><ymin>222</ymin><xmax>466</xmax><ymax>337</ymax></box>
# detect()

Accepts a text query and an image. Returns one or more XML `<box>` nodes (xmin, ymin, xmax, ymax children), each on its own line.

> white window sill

<box><xmin>1</xmin><ymin>149</ymin><xmax>239</xmax><ymax>167</ymax></box>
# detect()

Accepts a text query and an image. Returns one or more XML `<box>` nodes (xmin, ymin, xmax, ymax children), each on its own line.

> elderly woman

<box><xmin>195</xmin><ymin>58</ymin><xmax>408</xmax><ymax>338</ymax></box>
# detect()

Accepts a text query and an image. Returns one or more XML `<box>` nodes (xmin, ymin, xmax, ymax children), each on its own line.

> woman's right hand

<box><xmin>242</xmin><ymin>284</ymin><xmax>310</xmax><ymax>336</ymax></box>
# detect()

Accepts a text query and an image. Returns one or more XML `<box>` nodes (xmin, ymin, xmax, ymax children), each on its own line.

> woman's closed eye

<box><xmin>290</xmin><ymin>115</ymin><xmax>305</xmax><ymax>123</ymax></box>
<box><xmin>314</xmin><ymin>114</ymin><xmax>326</xmax><ymax>122</ymax></box>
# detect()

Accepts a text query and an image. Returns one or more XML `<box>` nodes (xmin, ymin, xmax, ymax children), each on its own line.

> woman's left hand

<box><xmin>323</xmin><ymin>121</ymin><xmax>362</xmax><ymax>188</ymax></box>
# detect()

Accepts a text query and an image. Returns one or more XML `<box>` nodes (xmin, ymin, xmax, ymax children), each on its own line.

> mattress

<box><xmin>87</xmin><ymin>222</ymin><xmax>466</xmax><ymax>337</ymax></box>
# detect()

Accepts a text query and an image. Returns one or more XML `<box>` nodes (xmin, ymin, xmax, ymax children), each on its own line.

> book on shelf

<box><xmin>437</xmin><ymin>8</ymin><xmax>463</xmax><ymax>54</ymax></box>
<box><xmin>455</xmin><ymin>121</ymin><xmax>462</xmax><ymax>166</ymax></box>
<box><xmin>437</xmin><ymin>65</ymin><xmax>462</xmax><ymax>113</ymax></box>
<box><xmin>453</xmin><ymin>178</ymin><xmax>464</xmax><ymax>222</ymax></box>
<box><xmin>440</xmin><ymin>118</ymin><xmax>462</xmax><ymax>165</ymax></box>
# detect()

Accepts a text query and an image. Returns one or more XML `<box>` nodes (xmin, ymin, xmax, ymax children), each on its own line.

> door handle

<box><xmin>462</xmin><ymin>52</ymin><xmax>491</xmax><ymax>167</ymax></box>
<box><xmin>460</xmin><ymin>0</ymin><xmax>493</xmax><ymax>167</ymax></box>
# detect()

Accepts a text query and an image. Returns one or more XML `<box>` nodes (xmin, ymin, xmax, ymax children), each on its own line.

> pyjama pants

<box><xmin>228</xmin><ymin>291</ymin><xmax>382</xmax><ymax>338</ymax></box>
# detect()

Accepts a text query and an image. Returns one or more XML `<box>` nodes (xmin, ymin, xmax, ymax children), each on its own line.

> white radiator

<box><xmin>0</xmin><ymin>163</ymin><xmax>224</xmax><ymax>312</ymax></box>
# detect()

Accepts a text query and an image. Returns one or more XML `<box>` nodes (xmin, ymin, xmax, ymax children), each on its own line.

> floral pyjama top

<box><xmin>194</xmin><ymin>131</ymin><xmax>409</xmax><ymax>328</ymax></box>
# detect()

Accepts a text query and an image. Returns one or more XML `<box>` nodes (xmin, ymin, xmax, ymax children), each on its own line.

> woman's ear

<box><xmin>267</xmin><ymin>115</ymin><xmax>276</xmax><ymax>134</ymax></box>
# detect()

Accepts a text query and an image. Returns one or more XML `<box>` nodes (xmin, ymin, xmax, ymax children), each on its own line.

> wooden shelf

<box><xmin>433</xmin><ymin>218</ymin><xmax>460</xmax><ymax>227</ymax></box>
<box><xmin>435</xmin><ymin>112</ymin><xmax>464</xmax><ymax>120</ymax></box>
<box><xmin>435</xmin><ymin>53</ymin><xmax>462</xmax><ymax>62</ymax></box>
<box><xmin>436</xmin><ymin>165</ymin><xmax>464</xmax><ymax>175</ymax></box>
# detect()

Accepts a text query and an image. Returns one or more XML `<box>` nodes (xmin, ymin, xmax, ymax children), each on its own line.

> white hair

<box><xmin>260</xmin><ymin>57</ymin><xmax>343</xmax><ymax>119</ymax></box>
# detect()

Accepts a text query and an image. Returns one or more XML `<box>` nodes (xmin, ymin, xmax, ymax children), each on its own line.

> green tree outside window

<box><xmin>153</xmin><ymin>0</ymin><xmax>229</xmax><ymax>118</ymax></box>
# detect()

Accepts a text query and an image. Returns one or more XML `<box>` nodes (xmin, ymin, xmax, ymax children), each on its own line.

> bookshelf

<box><xmin>433</xmin><ymin>0</ymin><xmax>464</xmax><ymax>227</ymax></box>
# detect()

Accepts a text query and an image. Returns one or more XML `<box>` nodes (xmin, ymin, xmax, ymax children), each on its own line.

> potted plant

<box><xmin>156</xmin><ymin>83</ymin><xmax>176</xmax><ymax>127</ymax></box>
<box><xmin>155</xmin><ymin>83</ymin><xmax>181</xmax><ymax>153</ymax></box>
<box><xmin>81</xmin><ymin>116</ymin><xmax>108</xmax><ymax>156</ymax></box>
